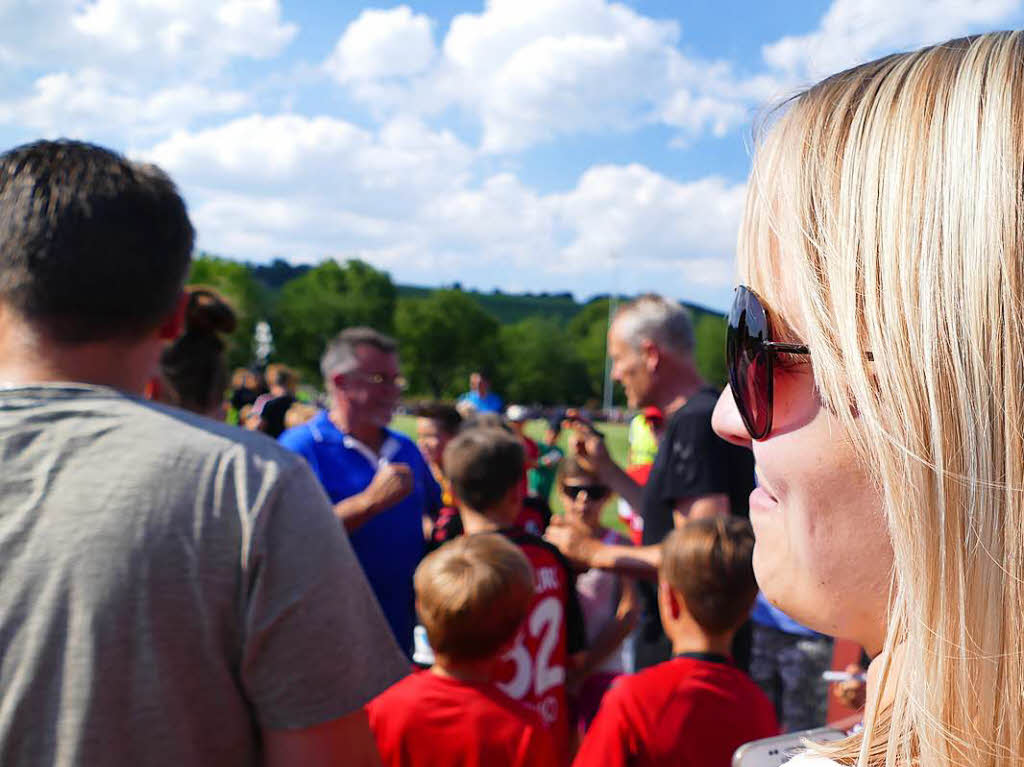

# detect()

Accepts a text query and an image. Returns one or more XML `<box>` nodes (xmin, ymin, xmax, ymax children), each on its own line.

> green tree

<box><xmin>567</xmin><ymin>298</ymin><xmax>625</xmax><ymax>406</ymax></box>
<box><xmin>499</xmin><ymin>317</ymin><xmax>594</xmax><ymax>405</ymax></box>
<box><xmin>395</xmin><ymin>290</ymin><xmax>501</xmax><ymax>398</ymax></box>
<box><xmin>186</xmin><ymin>254</ymin><xmax>270</xmax><ymax>369</ymax></box>
<box><xmin>272</xmin><ymin>259</ymin><xmax>396</xmax><ymax>382</ymax></box>
<box><xmin>693</xmin><ymin>312</ymin><xmax>728</xmax><ymax>388</ymax></box>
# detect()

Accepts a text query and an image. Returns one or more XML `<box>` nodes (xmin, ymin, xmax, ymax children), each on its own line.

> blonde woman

<box><xmin>712</xmin><ymin>31</ymin><xmax>1024</xmax><ymax>767</ymax></box>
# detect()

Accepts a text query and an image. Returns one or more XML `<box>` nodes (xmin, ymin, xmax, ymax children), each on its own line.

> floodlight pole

<box><xmin>602</xmin><ymin>254</ymin><xmax>619</xmax><ymax>415</ymax></box>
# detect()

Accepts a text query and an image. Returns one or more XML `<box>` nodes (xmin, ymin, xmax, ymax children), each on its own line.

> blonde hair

<box><xmin>743</xmin><ymin>31</ymin><xmax>1024</xmax><ymax>766</ymax></box>
<box><xmin>414</xmin><ymin>533</ymin><xmax>534</xmax><ymax>661</ymax></box>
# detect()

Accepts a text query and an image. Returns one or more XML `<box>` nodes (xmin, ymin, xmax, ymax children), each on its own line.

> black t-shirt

<box><xmin>259</xmin><ymin>394</ymin><xmax>295</xmax><ymax>439</ymax></box>
<box><xmin>640</xmin><ymin>386</ymin><xmax>755</xmax><ymax>547</ymax></box>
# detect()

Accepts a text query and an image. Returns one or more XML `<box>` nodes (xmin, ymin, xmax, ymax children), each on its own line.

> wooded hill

<box><xmin>189</xmin><ymin>255</ymin><xmax>727</xmax><ymax>406</ymax></box>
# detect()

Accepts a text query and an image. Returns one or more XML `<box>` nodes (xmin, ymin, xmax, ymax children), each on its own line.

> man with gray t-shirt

<box><xmin>0</xmin><ymin>141</ymin><xmax>408</xmax><ymax>766</ymax></box>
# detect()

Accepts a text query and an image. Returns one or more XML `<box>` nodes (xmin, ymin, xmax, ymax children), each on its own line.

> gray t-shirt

<box><xmin>0</xmin><ymin>385</ymin><xmax>408</xmax><ymax>766</ymax></box>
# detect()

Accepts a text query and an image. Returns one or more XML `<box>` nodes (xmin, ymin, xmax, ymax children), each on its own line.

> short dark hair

<box><xmin>415</xmin><ymin>402</ymin><xmax>462</xmax><ymax>436</ymax></box>
<box><xmin>320</xmin><ymin>326</ymin><xmax>398</xmax><ymax>380</ymax></box>
<box><xmin>661</xmin><ymin>516</ymin><xmax>758</xmax><ymax>635</ymax></box>
<box><xmin>443</xmin><ymin>427</ymin><xmax>524</xmax><ymax>513</ymax></box>
<box><xmin>0</xmin><ymin>140</ymin><xmax>194</xmax><ymax>343</ymax></box>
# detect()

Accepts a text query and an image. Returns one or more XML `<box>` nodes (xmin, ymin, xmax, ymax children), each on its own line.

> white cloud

<box><xmin>140</xmin><ymin>114</ymin><xmax>745</xmax><ymax>297</ymax></box>
<box><xmin>763</xmin><ymin>0</ymin><xmax>1022</xmax><ymax>85</ymax></box>
<box><xmin>0</xmin><ymin>0</ymin><xmax>296</xmax><ymax>139</ymax></box>
<box><xmin>324</xmin><ymin>6</ymin><xmax>437</xmax><ymax>83</ymax></box>
<box><xmin>324</xmin><ymin>0</ymin><xmax>753</xmax><ymax>152</ymax></box>
<box><xmin>0</xmin><ymin>71</ymin><xmax>249</xmax><ymax>138</ymax></box>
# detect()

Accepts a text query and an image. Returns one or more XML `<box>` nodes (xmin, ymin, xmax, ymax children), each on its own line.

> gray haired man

<box><xmin>546</xmin><ymin>294</ymin><xmax>755</xmax><ymax>668</ymax></box>
<box><xmin>280</xmin><ymin>327</ymin><xmax>441</xmax><ymax>657</ymax></box>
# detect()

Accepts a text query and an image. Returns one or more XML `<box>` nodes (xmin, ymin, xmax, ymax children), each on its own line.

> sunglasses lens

<box><xmin>727</xmin><ymin>287</ymin><xmax>772</xmax><ymax>439</ymax></box>
<box><xmin>563</xmin><ymin>484</ymin><xmax>610</xmax><ymax>500</ymax></box>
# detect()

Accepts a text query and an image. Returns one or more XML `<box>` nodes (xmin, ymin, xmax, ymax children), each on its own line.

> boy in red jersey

<box><xmin>574</xmin><ymin>516</ymin><xmax>778</xmax><ymax>767</ymax></box>
<box><xmin>366</xmin><ymin>533</ymin><xmax>558</xmax><ymax>767</ymax></box>
<box><xmin>444</xmin><ymin>427</ymin><xmax>586</xmax><ymax>764</ymax></box>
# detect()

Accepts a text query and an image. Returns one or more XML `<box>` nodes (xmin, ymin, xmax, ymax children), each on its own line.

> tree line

<box><xmin>188</xmin><ymin>255</ymin><xmax>728</xmax><ymax>407</ymax></box>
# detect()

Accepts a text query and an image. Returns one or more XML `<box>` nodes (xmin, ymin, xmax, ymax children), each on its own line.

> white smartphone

<box><xmin>732</xmin><ymin>727</ymin><xmax>848</xmax><ymax>767</ymax></box>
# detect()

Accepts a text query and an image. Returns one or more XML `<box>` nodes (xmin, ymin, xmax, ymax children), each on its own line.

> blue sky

<box><xmin>2</xmin><ymin>1</ymin><xmax>1022</xmax><ymax>311</ymax></box>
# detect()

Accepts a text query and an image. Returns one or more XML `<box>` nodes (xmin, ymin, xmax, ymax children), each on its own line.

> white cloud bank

<box><xmin>142</xmin><ymin>113</ymin><xmax>747</xmax><ymax>297</ymax></box>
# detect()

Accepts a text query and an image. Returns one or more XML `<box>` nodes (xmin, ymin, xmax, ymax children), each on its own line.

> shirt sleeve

<box><xmin>654</xmin><ymin>409</ymin><xmax>730</xmax><ymax>506</ymax></box>
<box><xmin>240</xmin><ymin>460</ymin><xmax>408</xmax><ymax>729</ymax></box>
<box><xmin>571</xmin><ymin>683</ymin><xmax>634</xmax><ymax>767</ymax></box>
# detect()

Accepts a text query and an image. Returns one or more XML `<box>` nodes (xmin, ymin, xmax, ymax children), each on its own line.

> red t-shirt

<box><xmin>494</xmin><ymin>530</ymin><xmax>586</xmax><ymax>765</ymax></box>
<box><xmin>366</xmin><ymin>670</ymin><xmax>558</xmax><ymax>767</ymax></box>
<box><xmin>573</xmin><ymin>655</ymin><xmax>779</xmax><ymax>767</ymax></box>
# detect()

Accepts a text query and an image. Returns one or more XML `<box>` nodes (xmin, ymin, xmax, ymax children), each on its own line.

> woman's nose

<box><xmin>712</xmin><ymin>386</ymin><xmax>752</xmax><ymax>449</ymax></box>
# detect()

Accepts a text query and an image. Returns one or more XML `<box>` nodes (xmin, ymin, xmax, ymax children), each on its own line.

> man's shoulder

<box><xmin>668</xmin><ymin>387</ymin><xmax>720</xmax><ymax>428</ymax></box>
<box><xmin>2</xmin><ymin>385</ymin><xmax>303</xmax><ymax>468</ymax></box>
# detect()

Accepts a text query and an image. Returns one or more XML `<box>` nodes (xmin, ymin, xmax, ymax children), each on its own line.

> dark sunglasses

<box><xmin>726</xmin><ymin>285</ymin><xmax>810</xmax><ymax>440</ymax></box>
<box><xmin>561</xmin><ymin>483</ymin><xmax>611</xmax><ymax>501</ymax></box>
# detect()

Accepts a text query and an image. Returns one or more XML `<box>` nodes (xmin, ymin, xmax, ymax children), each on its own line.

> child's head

<box><xmin>415</xmin><ymin>402</ymin><xmax>462</xmax><ymax>467</ymax></box>
<box><xmin>659</xmin><ymin>516</ymin><xmax>757</xmax><ymax>639</ymax></box>
<box><xmin>443</xmin><ymin>427</ymin><xmax>524</xmax><ymax>523</ymax></box>
<box><xmin>557</xmin><ymin>455</ymin><xmax>612</xmax><ymax>528</ymax></box>
<box><xmin>415</xmin><ymin>533</ymin><xmax>534</xmax><ymax>663</ymax></box>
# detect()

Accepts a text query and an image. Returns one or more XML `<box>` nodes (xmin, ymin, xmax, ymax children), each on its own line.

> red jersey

<box><xmin>495</xmin><ymin>530</ymin><xmax>586</xmax><ymax>765</ymax></box>
<box><xmin>573</xmin><ymin>655</ymin><xmax>779</xmax><ymax>767</ymax></box>
<box><xmin>366</xmin><ymin>670</ymin><xmax>558</xmax><ymax>767</ymax></box>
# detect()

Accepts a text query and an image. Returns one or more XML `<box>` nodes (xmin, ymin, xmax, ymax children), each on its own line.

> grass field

<box><xmin>391</xmin><ymin>414</ymin><xmax>631</xmax><ymax>533</ymax></box>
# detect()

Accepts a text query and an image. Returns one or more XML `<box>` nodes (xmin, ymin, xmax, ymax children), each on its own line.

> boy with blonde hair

<box><xmin>366</xmin><ymin>533</ymin><xmax>557</xmax><ymax>766</ymax></box>
<box><xmin>443</xmin><ymin>427</ymin><xmax>586</xmax><ymax>764</ymax></box>
<box><xmin>574</xmin><ymin>516</ymin><xmax>778</xmax><ymax>767</ymax></box>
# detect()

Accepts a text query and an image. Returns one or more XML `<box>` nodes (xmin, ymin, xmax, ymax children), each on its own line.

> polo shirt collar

<box><xmin>311</xmin><ymin>410</ymin><xmax>401</xmax><ymax>466</ymax></box>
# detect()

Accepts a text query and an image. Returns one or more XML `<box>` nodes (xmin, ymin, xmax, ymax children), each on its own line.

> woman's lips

<box><xmin>749</xmin><ymin>486</ymin><xmax>777</xmax><ymax>513</ymax></box>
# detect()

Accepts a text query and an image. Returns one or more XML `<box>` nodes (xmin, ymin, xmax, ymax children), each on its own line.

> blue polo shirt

<box><xmin>279</xmin><ymin>411</ymin><xmax>441</xmax><ymax>655</ymax></box>
<box><xmin>457</xmin><ymin>390</ymin><xmax>503</xmax><ymax>413</ymax></box>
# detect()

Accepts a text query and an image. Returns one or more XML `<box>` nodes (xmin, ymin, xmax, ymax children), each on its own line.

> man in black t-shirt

<box><xmin>545</xmin><ymin>294</ymin><xmax>754</xmax><ymax>668</ymax></box>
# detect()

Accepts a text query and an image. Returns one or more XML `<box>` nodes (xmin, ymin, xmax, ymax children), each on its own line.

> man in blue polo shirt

<box><xmin>281</xmin><ymin>327</ymin><xmax>441</xmax><ymax>656</ymax></box>
<box><xmin>457</xmin><ymin>371</ymin><xmax>503</xmax><ymax>413</ymax></box>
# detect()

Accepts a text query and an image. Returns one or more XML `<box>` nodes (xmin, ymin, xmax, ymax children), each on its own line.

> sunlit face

<box><xmin>558</xmin><ymin>474</ymin><xmax>611</xmax><ymax>530</ymax></box>
<box><xmin>334</xmin><ymin>344</ymin><xmax>402</xmax><ymax>431</ymax></box>
<box><xmin>608</xmin><ymin>321</ymin><xmax>654</xmax><ymax>409</ymax></box>
<box><xmin>711</xmin><ymin>294</ymin><xmax>893</xmax><ymax>654</ymax></box>
<box><xmin>416</xmin><ymin>417</ymin><xmax>450</xmax><ymax>467</ymax></box>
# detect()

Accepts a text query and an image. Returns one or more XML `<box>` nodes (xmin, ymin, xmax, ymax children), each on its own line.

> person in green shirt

<box><xmin>528</xmin><ymin>417</ymin><xmax>564</xmax><ymax>503</ymax></box>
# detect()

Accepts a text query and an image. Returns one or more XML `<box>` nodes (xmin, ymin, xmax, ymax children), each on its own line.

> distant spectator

<box><xmin>367</xmin><ymin>534</ymin><xmax>558</xmax><ymax>767</ymax></box>
<box><xmin>284</xmin><ymin>401</ymin><xmax>319</xmax><ymax>431</ymax></box>
<box><xmin>458</xmin><ymin>371</ymin><xmax>502</xmax><ymax>413</ymax></box>
<box><xmin>229</xmin><ymin>367</ymin><xmax>264</xmax><ymax>412</ymax></box>
<box><xmin>506</xmin><ymin>404</ymin><xmax>540</xmax><ymax>498</ymax></box>
<box><xmin>415</xmin><ymin>402</ymin><xmax>463</xmax><ymax>509</ymax></box>
<box><xmin>153</xmin><ymin>286</ymin><xmax>236</xmax><ymax>419</ymax></box>
<box><xmin>280</xmin><ymin>327</ymin><xmax>442</xmax><ymax>655</ymax></box>
<box><xmin>748</xmin><ymin>596</ymin><xmax>833</xmax><ymax>732</ymax></box>
<box><xmin>617</xmin><ymin>406</ymin><xmax>664</xmax><ymax>545</ymax></box>
<box><xmin>574</xmin><ymin>517</ymin><xmax>778</xmax><ymax>767</ymax></box>
<box><xmin>558</xmin><ymin>456</ymin><xmax>639</xmax><ymax>733</ymax></box>
<box><xmin>528</xmin><ymin>417</ymin><xmax>564</xmax><ymax>504</ymax></box>
<box><xmin>251</xmin><ymin>363</ymin><xmax>298</xmax><ymax>438</ymax></box>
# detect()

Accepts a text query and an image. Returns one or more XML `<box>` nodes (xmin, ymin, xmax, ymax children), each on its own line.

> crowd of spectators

<box><xmin>14</xmin><ymin>25</ymin><xmax>1014</xmax><ymax>765</ymax></box>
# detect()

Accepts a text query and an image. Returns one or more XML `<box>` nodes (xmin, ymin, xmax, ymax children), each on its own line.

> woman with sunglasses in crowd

<box><xmin>558</xmin><ymin>456</ymin><xmax>640</xmax><ymax>736</ymax></box>
<box><xmin>712</xmin><ymin>31</ymin><xmax>1024</xmax><ymax>767</ymax></box>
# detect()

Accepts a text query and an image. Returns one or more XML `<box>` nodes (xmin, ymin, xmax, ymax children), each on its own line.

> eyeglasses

<box><xmin>561</xmin><ymin>483</ymin><xmax>611</xmax><ymax>501</ymax></box>
<box><xmin>727</xmin><ymin>285</ymin><xmax>810</xmax><ymax>440</ymax></box>
<box><xmin>350</xmin><ymin>372</ymin><xmax>408</xmax><ymax>391</ymax></box>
